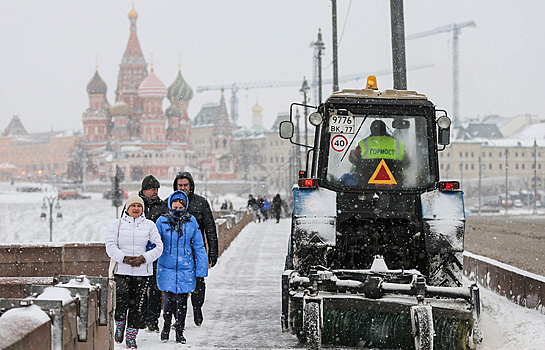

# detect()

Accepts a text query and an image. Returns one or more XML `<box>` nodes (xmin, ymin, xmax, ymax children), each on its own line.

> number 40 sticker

<box><xmin>331</xmin><ymin>135</ymin><xmax>348</xmax><ymax>152</ymax></box>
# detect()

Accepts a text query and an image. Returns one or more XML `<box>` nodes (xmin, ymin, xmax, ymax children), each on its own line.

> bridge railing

<box><xmin>0</xmin><ymin>209</ymin><xmax>253</xmax><ymax>349</ymax></box>
<box><xmin>464</xmin><ymin>251</ymin><xmax>545</xmax><ymax>315</ymax></box>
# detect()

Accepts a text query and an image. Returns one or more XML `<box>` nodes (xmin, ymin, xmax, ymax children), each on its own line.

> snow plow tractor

<box><xmin>279</xmin><ymin>79</ymin><xmax>482</xmax><ymax>350</ymax></box>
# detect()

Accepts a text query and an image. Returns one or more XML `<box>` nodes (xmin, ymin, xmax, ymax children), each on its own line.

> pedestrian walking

<box><xmin>262</xmin><ymin>195</ymin><xmax>271</xmax><ymax>221</ymax></box>
<box><xmin>272</xmin><ymin>194</ymin><xmax>283</xmax><ymax>223</ymax></box>
<box><xmin>156</xmin><ymin>190</ymin><xmax>208</xmax><ymax>344</ymax></box>
<box><xmin>138</xmin><ymin>175</ymin><xmax>168</xmax><ymax>333</ymax></box>
<box><xmin>173</xmin><ymin>172</ymin><xmax>218</xmax><ymax>326</ymax></box>
<box><xmin>105</xmin><ymin>192</ymin><xmax>163</xmax><ymax>349</ymax></box>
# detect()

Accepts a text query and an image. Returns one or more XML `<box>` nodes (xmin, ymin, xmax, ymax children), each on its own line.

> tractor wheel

<box><xmin>303</xmin><ymin>302</ymin><xmax>321</xmax><ymax>350</ymax></box>
<box><xmin>411</xmin><ymin>305</ymin><xmax>434</xmax><ymax>350</ymax></box>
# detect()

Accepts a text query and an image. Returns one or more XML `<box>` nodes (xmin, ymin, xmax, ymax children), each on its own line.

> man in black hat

<box><xmin>138</xmin><ymin>175</ymin><xmax>168</xmax><ymax>332</ymax></box>
<box><xmin>172</xmin><ymin>171</ymin><xmax>218</xmax><ymax>326</ymax></box>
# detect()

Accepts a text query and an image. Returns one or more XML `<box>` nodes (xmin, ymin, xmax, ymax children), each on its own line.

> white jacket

<box><xmin>105</xmin><ymin>212</ymin><xmax>163</xmax><ymax>276</ymax></box>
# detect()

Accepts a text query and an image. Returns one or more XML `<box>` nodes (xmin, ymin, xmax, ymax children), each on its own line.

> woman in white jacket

<box><xmin>106</xmin><ymin>192</ymin><xmax>163</xmax><ymax>349</ymax></box>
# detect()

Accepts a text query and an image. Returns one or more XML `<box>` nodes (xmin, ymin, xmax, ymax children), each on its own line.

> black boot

<box><xmin>175</xmin><ymin>328</ymin><xmax>186</xmax><ymax>344</ymax></box>
<box><xmin>193</xmin><ymin>307</ymin><xmax>203</xmax><ymax>326</ymax></box>
<box><xmin>161</xmin><ymin>324</ymin><xmax>170</xmax><ymax>342</ymax></box>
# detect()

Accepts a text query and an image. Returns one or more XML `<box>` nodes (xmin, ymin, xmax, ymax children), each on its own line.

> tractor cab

<box><xmin>281</xmin><ymin>82</ymin><xmax>452</xmax><ymax>197</ymax></box>
<box><xmin>279</xmin><ymin>78</ymin><xmax>481</xmax><ymax>350</ymax></box>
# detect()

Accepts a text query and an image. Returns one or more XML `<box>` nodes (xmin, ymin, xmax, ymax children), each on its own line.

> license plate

<box><xmin>329</xmin><ymin>115</ymin><xmax>355</xmax><ymax>134</ymax></box>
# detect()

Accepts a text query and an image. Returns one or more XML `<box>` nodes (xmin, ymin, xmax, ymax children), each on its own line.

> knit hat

<box><xmin>126</xmin><ymin>192</ymin><xmax>144</xmax><ymax>209</ymax></box>
<box><xmin>141</xmin><ymin>175</ymin><xmax>161</xmax><ymax>191</ymax></box>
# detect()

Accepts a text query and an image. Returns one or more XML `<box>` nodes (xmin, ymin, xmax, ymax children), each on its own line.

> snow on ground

<box><xmin>1</xmin><ymin>182</ymin><xmax>545</xmax><ymax>349</ymax></box>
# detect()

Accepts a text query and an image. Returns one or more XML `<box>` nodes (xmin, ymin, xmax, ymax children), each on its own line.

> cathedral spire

<box><xmin>122</xmin><ymin>4</ymin><xmax>145</xmax><ymax>66</ymax></box>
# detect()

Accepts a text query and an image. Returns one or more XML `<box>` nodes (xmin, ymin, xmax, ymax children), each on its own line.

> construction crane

<box><xmin>407</xmin><ymin>20</ymin><xmax>477</xmax><ymax>128</ymax></box>
<box><xmin>196</xmin><ymin>80</ymin><xmax>301</xmax><ymax>126</ymax></box>
<box><xmin>196</xmin><ymin>63</ymin><xmax>433</xmax><ymax>126</ymax></box>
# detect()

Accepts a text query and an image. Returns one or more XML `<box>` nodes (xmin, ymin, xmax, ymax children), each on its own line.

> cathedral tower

<box><xmin>138</xmin><ymin>66</ymin><xmax>167</xmax><ymax>142</ymax></box>
<box><xmin>83</xmin><ymin>69</ymin><xmax>109</xmax><ymax>143</ymax></box>
<box><xmin>116</xmin><ymin>4</ymin><xmax>148</xmax><ymax>137</ymax></box>
<box><xmin>167</xmin><ymin>64</ymin><xmax>193</xmax><ymax>143</ymax></box>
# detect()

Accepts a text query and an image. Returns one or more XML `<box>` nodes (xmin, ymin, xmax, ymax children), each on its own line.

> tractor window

<box><xmin>325</xmin><ymin>115</ymin><xmax>433</xmax><ymax>190</ymax></box>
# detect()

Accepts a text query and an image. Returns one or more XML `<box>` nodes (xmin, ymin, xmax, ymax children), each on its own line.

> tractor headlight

<box><xmin>437</xmin><ymin>115</ymin><xmax>451</xmax><ymax>129</ymax></box>
<box><xmin>309</xmin><ymin>112</ymin><xmax>323</xmax><ymax>126</ymax></box>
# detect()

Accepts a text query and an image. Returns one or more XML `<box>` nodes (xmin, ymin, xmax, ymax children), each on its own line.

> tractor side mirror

<box><xmin>279</xmin><ymin>121</ymin><xmax>294</xmax><ymax>139</ymax></box>
<box><xmin>439</xmin><ymin>129</ymin><xmax>450</xmax><ymax>145</ymax></box>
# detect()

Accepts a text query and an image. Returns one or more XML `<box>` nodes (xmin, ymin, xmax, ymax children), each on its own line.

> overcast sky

<box><xmin>1</xmin><ymin>1</ymin><xmax>544</xmax><ymax>133</ymax></box>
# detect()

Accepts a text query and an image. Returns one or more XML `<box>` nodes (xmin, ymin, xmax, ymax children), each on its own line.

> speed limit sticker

<box><xmin>331</xmin><ymin>135</ymin><xmax>348</xmax><ymax>152</ymax></box>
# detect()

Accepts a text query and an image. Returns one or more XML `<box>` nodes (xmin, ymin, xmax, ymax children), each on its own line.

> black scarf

<box><xmin>164</xmin><ymin>210</ymin><xmax>192</xmax><ymax>237</ymax></box>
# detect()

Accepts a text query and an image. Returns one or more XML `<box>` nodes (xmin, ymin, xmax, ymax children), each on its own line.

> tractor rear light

<box><xmin>438</xmin><ymin>181</ymin><xmax>460</xmax><ymax>191</ymax></box>
<box><xmin>298</xmin><ymin>178</ymin><xmax>319</xmax><ymax>188</ymax></box>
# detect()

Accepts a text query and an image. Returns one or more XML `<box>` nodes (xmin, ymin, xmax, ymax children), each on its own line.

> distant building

<box><xmin>0</xmin><ymin>115</ymin><xmax>83</xmax><ymax>179</ymax></box>
<box><xmin>440</xmin><ymin>115</ymin><xmax>545</xmax><ymax>197</ymax></box>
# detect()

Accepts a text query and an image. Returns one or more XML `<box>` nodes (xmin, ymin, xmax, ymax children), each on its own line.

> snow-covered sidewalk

<box><xmin>125</xmin><ymin>219</ymin><xmax>298</xmax><ymax>349</ymax></box>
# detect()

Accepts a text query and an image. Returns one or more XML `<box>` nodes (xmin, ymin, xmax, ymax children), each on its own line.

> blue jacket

<box><xmin>156</xmin><ymin>191</ymin><xmax>208</xmax><ymax>294</ymax></box>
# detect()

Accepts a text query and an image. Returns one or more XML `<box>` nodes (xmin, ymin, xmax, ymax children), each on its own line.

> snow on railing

<box><xmin>464</xmin><ymin>251</ymin><xmax>545</xmax><ymax>314</ymax></box>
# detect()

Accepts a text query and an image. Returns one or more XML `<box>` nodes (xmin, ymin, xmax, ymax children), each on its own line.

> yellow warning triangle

<box><xmin>368</xmin><ymin>159</ymin><xmax>397</xmax><ymax>185</ymax></box>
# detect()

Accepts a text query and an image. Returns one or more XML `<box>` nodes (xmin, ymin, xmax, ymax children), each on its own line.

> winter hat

<box><xmin>141</xmin><ymin>175</ymin><xmax>161</xmax><ymax>191</ymax></box>
<box><xmin>126</xmin><ymin>192</ymin><xmax>145</xmax><ymax>209</ymax></box>
<box><xmin>168</xmin><ymin>190</ymin><xmax>189</xmax><ymax>210</ymax></box>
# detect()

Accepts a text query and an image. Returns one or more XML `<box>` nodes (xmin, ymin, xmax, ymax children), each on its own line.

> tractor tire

<box><xmin>303</xmin><ymin>302</ymin><xmax>321</xmax><ymax>350</ymax></box>
<box><xmin>411</xmin><ymin>305</ymin><xmax>434</xmax><ymax>350</ymax></box>
<box><xmin>427</xmin><ymin>251</ymin><xmax>463</xmax><ymax>287</ymax></box>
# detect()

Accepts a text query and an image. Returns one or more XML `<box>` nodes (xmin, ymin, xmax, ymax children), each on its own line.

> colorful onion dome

<box><xmin>166</xmin><ymin>102</ymin><xmax>182</xmax><ymax>118</ymax></box>
<box><xmin>110</xmin><ymin>99</ymin><xmax>132</xmax><ymax>116</ymax></box>
<box><xmin>167</xmin><ymin>70</ymin><xmax>193</xmax><ymax>102</ymax></box>
<box><xmin>86</xmin><ymin>70</ymin><xmax>107</xmax><ymax>95</ymax></box>
<box><xmin>252</xmin><ymin>101</ymin><xmax>263</xmax><ymax>116</ymax></box>
<box><xmin>128</xmin><ymin>4</ymin><xmax>138</xmax><ymax>19</ymax></box>
<box><xmin>138</xmin><ymin>68</ymin><xmax>167</xmax><ymax>99</ymax></box>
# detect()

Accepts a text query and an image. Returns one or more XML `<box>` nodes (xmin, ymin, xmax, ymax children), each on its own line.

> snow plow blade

<box><xmin>282</xmin><ymin>267</ymin><xmax>482</xmax><ymax>350</ymax></box>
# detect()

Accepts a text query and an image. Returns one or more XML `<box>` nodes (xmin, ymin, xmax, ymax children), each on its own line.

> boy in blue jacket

<box><xmin>156</xmin><ymin>190</ymin><xmax>208</xmax><ymax>344</ymax></box>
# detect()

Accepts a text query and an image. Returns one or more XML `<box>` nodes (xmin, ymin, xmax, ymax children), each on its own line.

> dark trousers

<box><xmin>114</xmin><ymin>275</ymin><xmax>149</xmax><ymax>329</ymax></box>
<box><xmin>163</xmin><ymin>292</ymin><xmax>189</xmax><ymax>330</ymax></box>
<box><xmin>191</xmin><ymin>278</ymin><xmax>206</xmax><ymax>310</ymax></box>
<box><xmin>142</xmin><ymin>264</ymin><xmax>162</xmax><ymax>326</ymax></box>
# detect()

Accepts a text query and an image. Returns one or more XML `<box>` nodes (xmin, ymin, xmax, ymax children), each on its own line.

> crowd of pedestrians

<box><xmin>247</xmin><ymin>193</ymin><xmax>288</xmax><ymax>223</ymax></box>
<box><xmin>106</xmin><ymin>172</ymin><xmax>217</xmax><ymax>348</ymax></box>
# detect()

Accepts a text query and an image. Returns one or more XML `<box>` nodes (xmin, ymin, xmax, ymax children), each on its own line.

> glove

<box><xmin>209</xmin><ymin>255</ymin><xmax>218</xmax><ymax>267</ymax></box>
<box><xmin>132</xmin><ymin>255</ymin><xmax>146</xmax><ymax>267</ymax></box>
<box><xmin>123</xmin><ymin>255</ymin><xmax>136</xmax><ymax>265</ymax></box>
<box><xmin>123</xmin><ymin>255</ymin><xmax>145</xmax><ymax>267</ymax></box>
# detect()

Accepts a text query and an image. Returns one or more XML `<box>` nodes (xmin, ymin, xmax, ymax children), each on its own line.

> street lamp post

<box><xmin>505</xmin><ymin>149</ymin><xmax>509</xmax><ymax>216</ymax></box>
<box><xmin>300</xmin><ymin>77</ymin><xmax>310</xmax><ymax>146</ymax></box>
<box><xmin>533</xmin><ymin>139</ymin><xmax>537</xmax><ymax>214</ymax></box>
<box><xmin>478</xmin><ymin>156</ymin><xmax>482</xmax><ymax>215</ymax></box>
<box><xmin>459</xmin><ymin>162</ymin><xmax>463</xmax><ymax>187</ymax></box>
<box><xmin>295</xmin><ymin>109</ymin><xmax>302</xmax><ymax>172</ymax></box>
<box><xmin>41</xmin><ymin>196</ymin><xmax>62</xmax><ymax>242</ymax></box>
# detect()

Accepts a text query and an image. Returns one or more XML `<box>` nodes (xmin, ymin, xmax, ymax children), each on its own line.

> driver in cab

<box><xmin>341</xmin><ymin>120</ymin><xmax>407</xmax><ymax>186</ymax></box>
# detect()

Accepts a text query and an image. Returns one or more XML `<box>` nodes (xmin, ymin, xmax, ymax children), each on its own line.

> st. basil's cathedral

<box><xmin>82</xmin><ymin>5</ymin><xmax>235</xmax><ymax>182</ymax></box>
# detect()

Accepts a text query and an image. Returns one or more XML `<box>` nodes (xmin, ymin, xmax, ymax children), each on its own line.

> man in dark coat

<box><xmin>272</xmin><ymin>194</ymin><xmax>283</xmax><ymax>223</ymax></box>
<box><xmin>138</xmin><ymin>175</ymin><xmax>169</xmax><ymax>332</ymax></box>
<box><xmin>172</xmin><ymin>171</ymin><xmax>218</xmax><ymax>326</ymax></box>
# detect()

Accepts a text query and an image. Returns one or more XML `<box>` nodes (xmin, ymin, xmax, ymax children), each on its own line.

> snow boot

<box><xmin>193</xmin><ymin>307</ymin><xmax>203</xmax><ymax>326</ymax></box>
<box><xmin>114</xmin><ymin>320</ymin><xmax>126</xmax><ymax>344</ymax></box>
<box><xmin>175</xmin><ymin>328</ymin><xmax>186</xmax><ymax>344</ymax></box>
<box><xmin>147</xmin><ymin>322</ymin><xmax>159</xmax><ymax>333</ymax></box>
<box><xmin>125</xmin><ymin>327</ymin><xmax>138</xmax><ymax>349</ymax></box>
<box><xmin>160</xmin><ymin>323</ymin><xmax>170</xmax><ymax>342</ymax></box>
